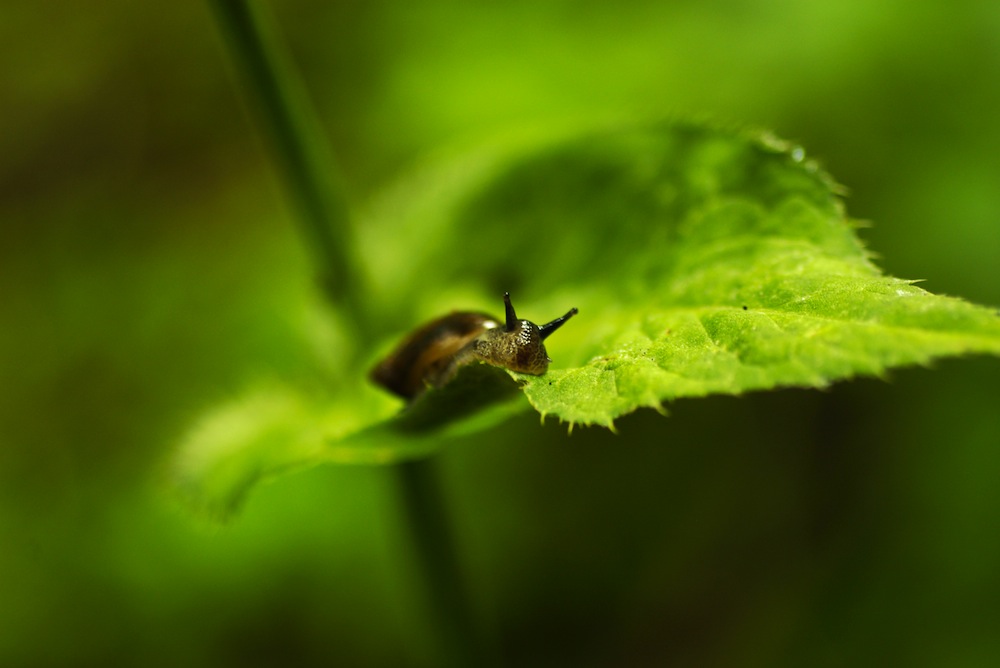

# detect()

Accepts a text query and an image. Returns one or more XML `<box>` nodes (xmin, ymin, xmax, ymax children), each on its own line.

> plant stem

<box><xmin>395</xmin><ymin>458</ymin><xmax>486</xmax><ymax>666</ymax></box>
<box><xmin>208</xmin><ymin>0</ymin><xmax>367</xmax><ymax>326</ymax></box>
<box><xmin>209</xmin><ymin>2</ymin><xmax>483</xmax><ymax>663</ymax></box>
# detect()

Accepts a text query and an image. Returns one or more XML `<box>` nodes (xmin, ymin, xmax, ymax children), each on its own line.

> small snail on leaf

<box><xmin>370</xmin><ymin>292</ymin><xmax>578</xmax><ymax>401</ymax></box>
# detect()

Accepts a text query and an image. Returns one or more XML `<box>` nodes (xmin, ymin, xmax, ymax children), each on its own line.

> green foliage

<box><xmin>174</xmin><ymin>121</ymin><xmax>1000</xmax><ymax>516</ymax></box>
<box><xmin>5</xmin><ymin>3</ymin><xmax>1000</xmax><ymax>665</ymax></box>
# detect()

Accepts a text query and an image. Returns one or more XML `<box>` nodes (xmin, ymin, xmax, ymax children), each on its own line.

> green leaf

<box><xmin>172</xmin><ymin>367</ymin><xmax>528</xmax><ymax>519</ymax></box>
<box><xmin>362</xmin><ymin>122</ymin><xmax>1000</xmax><ymax>426</ymax></box>
<box><xmin>173</xmin><ymin>121</ymin><xmax>1000</xmax><ymax>516</ymax></box>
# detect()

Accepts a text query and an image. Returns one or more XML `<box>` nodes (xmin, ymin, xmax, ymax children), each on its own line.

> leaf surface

<box><xmin>173</xmin><ymin>122</ymin><xmax>1000</xmax><ymax>516</ymax></box>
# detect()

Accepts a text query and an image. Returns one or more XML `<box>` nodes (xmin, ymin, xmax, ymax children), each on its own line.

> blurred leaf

<box><xmin>172</xmin><ymin>385</ymin><xmax>331</xmax><ymax>520</ymax></box>
<box><xmin>173</xmin><ymin>121</ymin><xmax>1000</xmax><ymax>516</ymax></box>
<box><xmin>172</xmin><ymin>366</ymin><xmax>527</xmax><ymax>518</ymax></box>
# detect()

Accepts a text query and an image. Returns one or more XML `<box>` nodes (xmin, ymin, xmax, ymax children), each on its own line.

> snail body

<box><xmin>370</xmin><ymin>292</ymin><xmax>578</xmax><ymax>400</ymax></box>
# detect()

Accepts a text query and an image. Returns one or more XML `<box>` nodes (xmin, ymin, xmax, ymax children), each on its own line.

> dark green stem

<box><xmin>395</xmin><ymin>458</ymin><xmax>487</xmax><ymax>667</ymax></box>
<box><xmin>208</xmin><ymin>0</ymin><xmax>367</xmax><ymax>325</ymax></box>
<box><xmin>209</xmin><ymin>1</ymin><xmax>483</xmax><ymax>663</ymax></box>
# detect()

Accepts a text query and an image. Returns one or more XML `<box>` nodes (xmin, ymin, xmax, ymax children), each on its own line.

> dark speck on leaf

<box><xmin>742</xmin><ymin>305</ymin><xmax>748</xmax><ymax>310</ymax></box>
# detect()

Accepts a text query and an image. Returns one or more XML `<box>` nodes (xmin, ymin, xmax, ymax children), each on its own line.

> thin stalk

<box><xmin>208</xmin><ymin>1</ymin><xmax>484</xmax><ymax>663</ymax></box>
<box><xmin>208</xmin><ymin>0</ymin><xmax>367</xmax><ymax>327</ymax></box>
<box><xmin>395</xmin><ymin>458</ymin><xmax>488</xmax><ymax>666</ymax></box>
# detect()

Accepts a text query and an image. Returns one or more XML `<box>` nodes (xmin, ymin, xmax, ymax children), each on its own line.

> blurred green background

<box><xmin>2</xmin><ymin>1</ymin><xmax>999</xmax><ymax>665</ymax></box>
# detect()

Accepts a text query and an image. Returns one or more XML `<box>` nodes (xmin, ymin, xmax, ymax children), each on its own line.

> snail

<box><xmin>370</xmin><ymin>292</ymin><xmax>578</xmax><ymax>400</ymax></box>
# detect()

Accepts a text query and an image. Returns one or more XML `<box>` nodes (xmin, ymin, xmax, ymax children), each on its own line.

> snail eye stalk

<box><xmin>539</xmin><ymin>308</ymin><xmax>579</xmax><ymax>340</ymax></box>
<box><xmin>503</xmin><ymin>291</ymin><xmax>518</xmax><ymax>331</ymax></box>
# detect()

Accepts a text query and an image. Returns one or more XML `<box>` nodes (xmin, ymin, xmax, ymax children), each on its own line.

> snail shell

<box><xmin>370</xmin><ymin>292</ymin><xmax>578</xmax><ymax>400</ymax></box>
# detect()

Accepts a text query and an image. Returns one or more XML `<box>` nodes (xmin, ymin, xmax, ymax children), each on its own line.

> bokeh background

<box><xmin>3</xmin><ymin>1</ymin><xmax>999</xmax><ymax>665</ymax></box>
